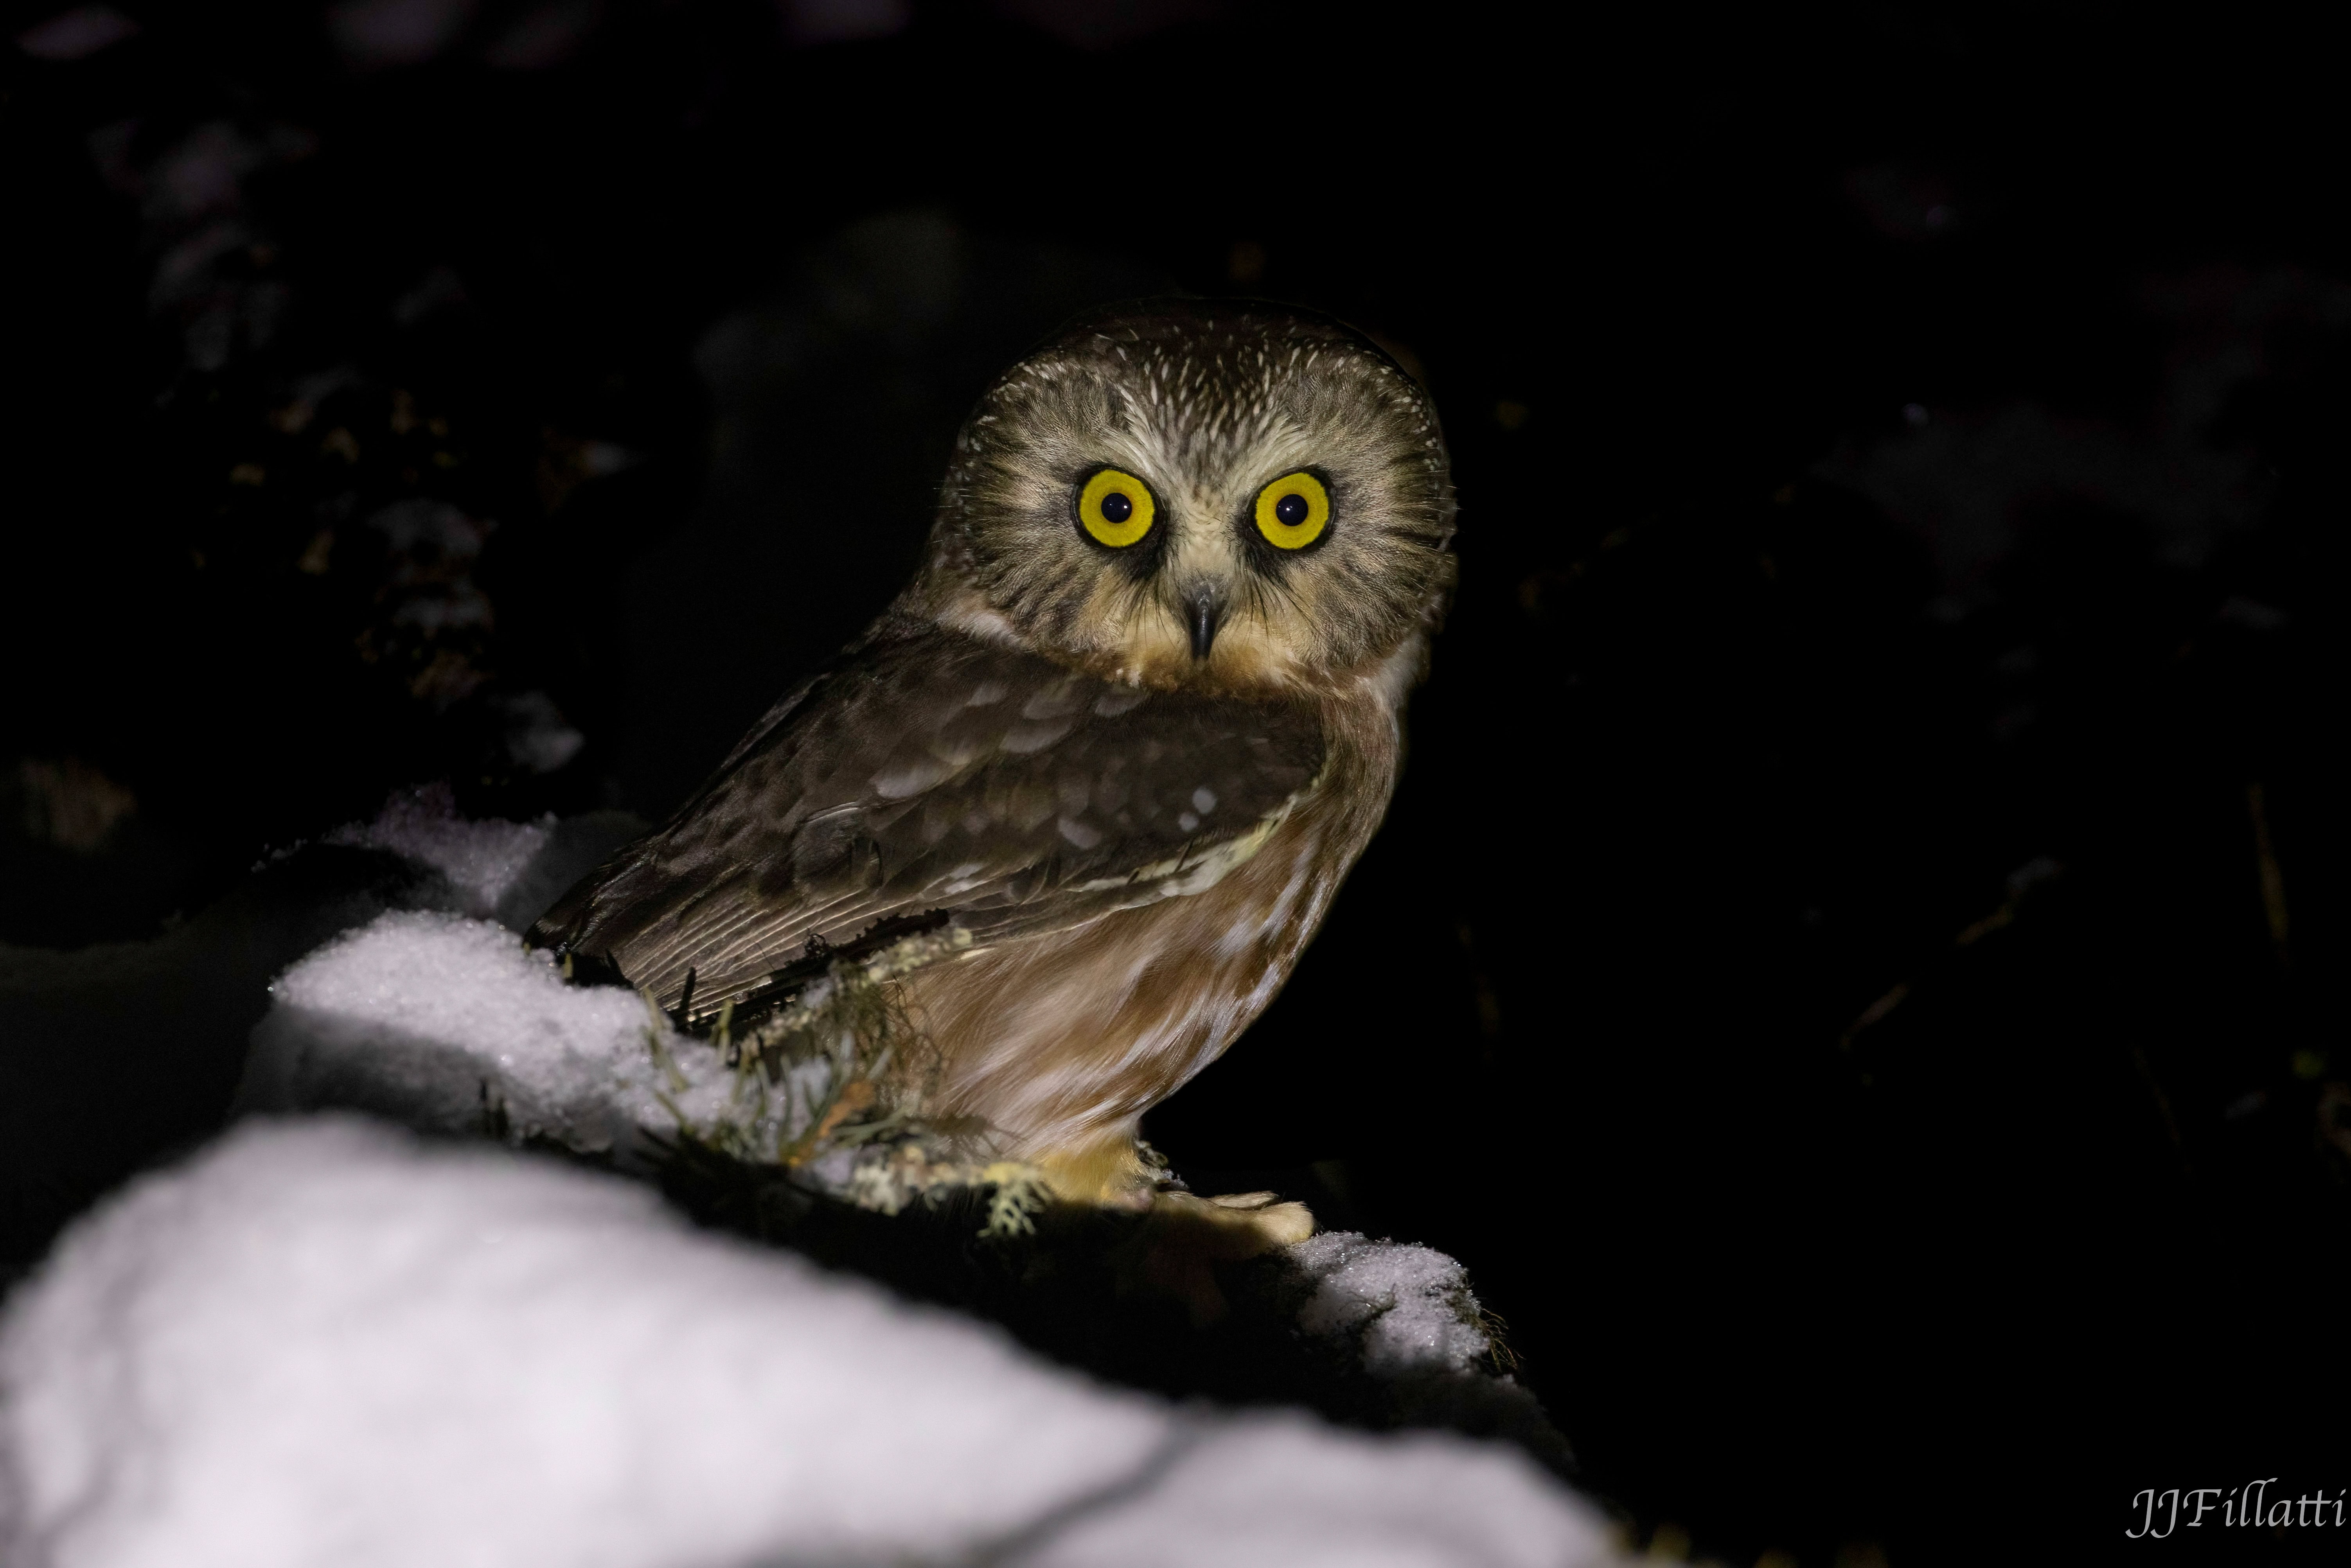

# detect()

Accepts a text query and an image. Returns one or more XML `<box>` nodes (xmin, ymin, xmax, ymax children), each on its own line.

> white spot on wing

<box><xmin>1190</xmin><ymin>786</ymin><xmax>1218</xmax><ymax>814</ymax></box>
<box><xmin>1022</xmin><ymin>681</ymin><xmax>1085</xmax><ymax>719</ymax></box>
<box><xmin>1001</xmin><ymin>716</ymin><xmax>1077</xmax><ymax>754</ymax></box>
<box><xmin>872</xmin><ymin>756</ymin><xmax>951</xmax><ymax>800</ymax></box>
<box><xmin>1057</xmin><ymin>816</ymin><xmax>1103</xmax><ymax>850</ymax></box>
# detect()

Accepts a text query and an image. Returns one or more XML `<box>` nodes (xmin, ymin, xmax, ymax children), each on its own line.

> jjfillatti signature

<box><xmin>2128</xmin><ymin>1480</ymin><xmax>2347</xmax><ymax>1538</ymax></box>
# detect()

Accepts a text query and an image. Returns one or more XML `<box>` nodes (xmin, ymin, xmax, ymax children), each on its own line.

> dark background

<box><xmin>2</xmin><ymin>3</ymin><xmax>2344</xmax><ymax>1563</ymax></box>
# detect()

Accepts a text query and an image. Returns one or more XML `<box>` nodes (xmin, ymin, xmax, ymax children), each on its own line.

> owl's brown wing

<box><xmin>528</xmin><ymin>624</ymin><xmax>1325</xmax><ymax>1019</ymax></box>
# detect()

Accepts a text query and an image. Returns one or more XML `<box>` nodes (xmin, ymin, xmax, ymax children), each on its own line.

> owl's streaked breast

<box><xmin>896</xmin><ymin>662</ymin><xmax>1408</xmax><ymax>1169</ymax></box>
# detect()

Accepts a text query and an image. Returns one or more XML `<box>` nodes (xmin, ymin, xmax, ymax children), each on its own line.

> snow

<box><xmin>237</xmin><ymin>906</ymin><xmax>881</xmax><ymax>1172</ymax></box>
<box><xmin>324</xmin><ymin>785</ymin><xmax>552</xmax><ymax>922</ymax></box>
<box><xmin>0</xmin><ymin>1118</ymin><xmax>1622</xmax><ymax>1568</ymax></box>
<box><xmin>0</xmin><ymin>796</ymin><xmax>645</xmax><ymax>1265</ymax></box>
<box><xmin>316</xmin><ymin>786</ymin><xmax>640</xmax><ymax>931</ymax></box>
<box><xmin>238</xmin><ymin>909</ymin><xmax>693</xmax><ymax>1160</ymax></box>
<box><xmin>1019</xmin><ymin>1417</ymin><xmax>1590</xmax><ymax>1568</ymax></box>
<box><xmin>1288</xmin><ymin>1231</ymin><xmax>1494</xmax><ymax>1378</ymax></box>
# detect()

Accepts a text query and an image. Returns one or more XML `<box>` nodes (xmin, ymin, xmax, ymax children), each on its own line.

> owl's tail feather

<box><xmin>523</xmin><ymin>848</ymin><xmax>623</xmax><ymax>958</ymax></box>
<box><xmin>532</xmin><ymin>852</ymin><xmax>962</xmax><ymax>1042</ymax></box>
<box><xmin>523</xmin><ymin>852</ymin><xmax>688</xmax><ymax>1013</ymax></box>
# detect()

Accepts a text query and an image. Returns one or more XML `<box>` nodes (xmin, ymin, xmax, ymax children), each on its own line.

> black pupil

<box><xmin>1274</xmin><ymin>492</ymin><xmax>1310</xmax><ymax>527</ymax></box>
<box><xmin>1099</xmin><ymin>491</ymin><xmax>1134</xmax><ymax>524</ymax></box>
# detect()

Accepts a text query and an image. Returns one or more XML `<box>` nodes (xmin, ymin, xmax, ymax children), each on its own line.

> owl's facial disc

<box><xmin>1069</xmin><ymin>465</ymin><xmax>1310</xmax><ymax>662</ymax></box>
<box><xmin>925</xmin><ymin>302</ymin><xmax>1457</xmax><ymax>693</ymax></box>
<box><xmin>1044</xmin><ymin>454</ymin><xmax>1370</xmax><ymax>683</ymax></box>
<box><xmin>1069</xmin><ymin>464</ymin><xmax>1232</xmax><ymax>661</ymax></box>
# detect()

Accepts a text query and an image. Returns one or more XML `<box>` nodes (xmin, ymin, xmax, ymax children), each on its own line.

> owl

<box><xmin>532</xmin><ymin>299</ymin><xmax>1456</xmax><ymax>1209</ymax></box>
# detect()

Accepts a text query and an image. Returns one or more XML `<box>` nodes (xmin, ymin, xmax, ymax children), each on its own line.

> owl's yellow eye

<box><xmin>1252</xmin><ymin>471</ymin><xmax>1330</xmax><ymax>550</ymax></box>
<box><xmin>1076</xmin><ymin>468</ymin><xmax>1156</xmax><ymax>548</ymax></box>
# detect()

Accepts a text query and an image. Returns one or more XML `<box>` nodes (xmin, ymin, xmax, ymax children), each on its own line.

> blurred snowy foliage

<box><xmin>1815</xmin><ymin>265</ymin><xmax>2351</xmax><ymax>592</ymax></box>
<box><xmin>14</xmin><ymin>5</ymin><xmax>138</xmax><ymax>61</ymax></box>
<box><xmin>0</xmin><ymin>1118</ymin><xmax>1621</xmax><ymax>1567</ymax></box>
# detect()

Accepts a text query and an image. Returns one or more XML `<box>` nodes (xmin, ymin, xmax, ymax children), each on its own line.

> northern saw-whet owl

<box><xmin>533</xmin><ymin>300</ymin><xmax>1456</xmax><ymax>1205</ymax></box>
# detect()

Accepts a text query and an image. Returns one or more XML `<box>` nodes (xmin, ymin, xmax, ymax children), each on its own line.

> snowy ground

<box><xmin>0</xmin><ymin>1119</ymin><xmax>1616</xmax><ymax>1567</ymax></box>
<box><xmin>0</xmin><ymin>800</ymin><xmax>1628</xmax><ymax>1566</ymax></box>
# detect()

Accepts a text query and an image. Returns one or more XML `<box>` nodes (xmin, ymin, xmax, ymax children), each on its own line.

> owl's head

<box><xmin>911</xmin><ymin>300</ymin><xmax>1457</xmax><ymax>695</ymax></box>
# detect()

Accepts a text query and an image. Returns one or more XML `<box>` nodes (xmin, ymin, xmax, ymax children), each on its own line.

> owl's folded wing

<box><xmin>528</xmin><ymin>629</ymin><xmax>1325</xmax><ymax>1019</ymax></box>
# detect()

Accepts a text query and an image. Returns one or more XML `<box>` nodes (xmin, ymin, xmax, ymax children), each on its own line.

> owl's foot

<box><xmin>1025</xmin><ymin>1135</ymin><xmax>1314</xmax><ymax>1321</ymax></box>
<box><xmin>1127</xmin><ymin>1189</ymin><xmax>1315</xmax><ymax>1327</ymax></box>
<box><xmin>1028</xmin><ymin>1133</ymin><xmax>1162</xmax><ymax>1209</ymax></box>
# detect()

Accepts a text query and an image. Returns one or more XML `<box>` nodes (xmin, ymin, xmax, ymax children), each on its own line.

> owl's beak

<box><xmin>1185</xmin><ymin>588</ymin><xmax>1224</xmax><ymax>661</ymax></box>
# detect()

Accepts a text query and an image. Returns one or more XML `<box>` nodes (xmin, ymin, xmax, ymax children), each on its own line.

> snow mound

<box><xmin>1289</xmin><ymin>1231</ymin><xmax>1493</xmax><ymax>1378</ymax></box>
<box><xmin>0</xmin><ymin>1118</ymin><xmax>1620</xmax><ymax>1568</ymax></box>
<box><xmin>0</xmin><ymin>799</ymin><xmax>643</xmax><ymax>1270</ymax></box>
<box><xmin>325</xmin><ymin>786</ymin><xmax>552</xmax><ymax>921</ymax></box>
<box><xmin>238</xmin><ymin>910</ymin><xmax>726</xmax><ymax>1161</ymax></box>
<box><xmin>320</xmin><ymin>785</ymin><xmax>640</xmax><ymax>931</ymax></box>
<box><xmin>1019</xmin><ymin>1416</ymin><xmax>1593</xmax><ymax>1568</ymax></box>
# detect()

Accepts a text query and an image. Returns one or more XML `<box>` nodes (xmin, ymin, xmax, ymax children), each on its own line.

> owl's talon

<box><xmin>1149</xmin><ymin>1189</ymin><xmax>1314</xmax><ymax>1246</ymax></box>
